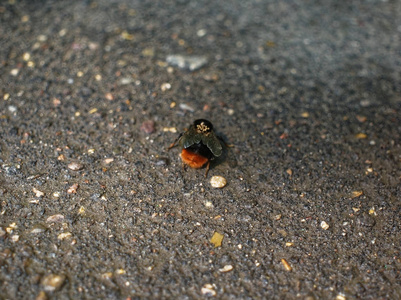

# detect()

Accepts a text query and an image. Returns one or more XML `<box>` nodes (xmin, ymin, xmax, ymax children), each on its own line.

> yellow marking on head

<box><xmin>196</xmin><ymin>122</ymin><xmax>210</xmax><ymax>133</ymax></box>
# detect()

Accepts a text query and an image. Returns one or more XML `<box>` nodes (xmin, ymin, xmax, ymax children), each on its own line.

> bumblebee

<box><xmin>168</xmin><ymin>119</ymin><xmax>224</xmax><ymax>177</ymax></box>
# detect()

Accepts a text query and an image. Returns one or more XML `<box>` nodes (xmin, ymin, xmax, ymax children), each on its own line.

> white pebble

<box><xmin>160</xmin><ymin>82</ymin><xmax>171</xmax><ymax>91</ymax></box>
<box><xmin>46</xmin><ymin>214</ymin><xmax>65</xmax><ymax>223</ymax></box>
<box><xmin>201</xmin><ymin>284</ymin><xmax>216</xmax><ymax>296</ymax></box>
<box><xmin>210</xmin><ymin>176</ymin><xmax>227</xmax><ymax>188</ymax></box>
<box><xmin>320</xmin><ymin>221</ymin><xmax>330</xmax><ymax>230</ymax></box>
<box><xmin>10</xmin><ymin>69</ymin><xmax>19</xmax><ymax>76</ymax></box>
<box><xmin>68</xmin><ymin>162</ymin><xmax>83</xmax><ymax>171</ymax></box>
<box><xmin>219</xmin><ymin>265</ymin><xmax>233</xmax><ymax>273</ymax></box>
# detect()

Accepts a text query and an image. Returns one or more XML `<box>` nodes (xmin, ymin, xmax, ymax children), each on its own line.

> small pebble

<box><xmin>281</xmin><ymin>258</ymin><xmax>292</xmax><ymax>271</ymax></box>
<box><xmin>104</xmin><ymin>158</ymin><xmax>114</xmax><ymax>164</ymax></box>
<box><xmin>210</xmin><ymin>176</ymin><xmax>227</xmax><ymax>188</ymax></box>
<box><xmin>8</xmin><ymin>105</ymin><xmax>17</xmax><ymax>113</ymax></box>
<box><xmin>31</xmin><ymin>227</ymin><xmax>45</xmax><ymax>234</ymax></box>
<box><xmin>160</xmin><ymin>82</ymin><xmax>171</xmax><ymax>91</ymax></box>
<box><xmin>68</xmin><ymin>162</ymin><xmax>83</xmax><ymax>171</ymax></box>
<box><xmin>33</xmin><ymin>188</ymin><xmax>45</xmax><ymax>197</ymax></box>
<box><xmin>10</xmin><ymin>69</ymin><xmax>19</xmax><ymax>76</ymax></box>
<box><xmin>201</xmin><ymin>284</ymin><xmax>216</xmax><ymax>296</ymax></box>
<box><xmin>166</xmin><ymin>54</ymin><xmax>208</xmax><ymax>71</ymax></box>
<box><xmin>219</xmin><ymin>265</ymin><xmax>234</xmax><ymax>273</ymax></box>
<box><xmin>355</xmin><ymin>133</ymin><xmax>367</xmax><ymax>139</ymax></box>
<box><xmin>162</xmin><ymin>127</ymin><xmax>177</xmax><ymax>133</ymax></box>
<box><xmin>155</xmin><ymin>157</ymin><xmax>169</xmax><ymax>166</ymax></box>
<box><xmin>0</xmin><ymin>227</ymin><xmax>5</xmax><ymax>237</ymax></box>
<box><xmin>336</xmin><ymin>293</ymin><xmax>347</xmax><ymax>300</ymax></box>
<box><xmin>320</xmin><ymin>221</ymin><xmax>330</xmax><ymax>230</ymax></box>
<box><xmin>351</xmin><ymin>190</ymin><xmax>363</xmax><ymax>198</ymax></box>
<box><xmin>210</xmin><ymin>232</ymin><xmax>224</xmax><ymax>247</ymax></box>
<box><xmin>46</xmin><ymin>214</ymin><xmax>65</xmax><ymax>223</ymax></box>
<box><xmin>67</xmin><ymin>183</ymin><xmax>79</xmax><ymax>194</ymax></box>
<box><xmin>36</xmin><ymin>291</ymin><xmax>48</xmax><ymax>300</ymax></box>
<box><xmin>179</xmin><ymin>103</ymin><xmax>194</xmax><ymax>112</ymax></box>
<box><xmin>58</xmin><ymin>232</ymin><xmax>72</xmax><ymax>240</ymax></box>
<box><xmin>41</xmin><ymin>274</ymin><xmax>66</xmax><ymax>292</ymax></box>
<box><xmin>105</xmin><ymin>93</ymin><xmax>114</xmax><ymax>101</ymax></box>
<box><xmin>227</xmin><ymin>108</ymin><xmax>235</xmax><ymax>116</ymax></box>
<box><xmin>141</xmin><ymin>120</ymin><xmax>155</xmax><ymax>134</ymax></box>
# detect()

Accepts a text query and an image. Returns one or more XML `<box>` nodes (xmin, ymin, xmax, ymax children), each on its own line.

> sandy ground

<box><xmin>0</xmin><ymin>0</ymin><xmax>400</xmax><ymax>299</ymax></box>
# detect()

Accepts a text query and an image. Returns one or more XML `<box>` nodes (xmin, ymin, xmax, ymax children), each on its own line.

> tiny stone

<box><xmin>0</xmin><ymin>227</ymin><xmax>6</xmax><ymax>237</ymax></box>
<box><xmin>36</xmin><ymin>291</ymin><xmax>47</xmax><ymax>300</ymax></box>
<box><xmin>162</xmin><ymin>127</ymin><xmax>177</xmax><ymax>133</ymax></box>
<box><xmin>67</xmin><ymin>183</ymin><xmax>79</xmax><ymax>194</ymax></box>
<box><xmin>22</xmin><ymin>52</ymin><xmax>31</xmax><ymax>61</ymax></box>
<box><xmin>201</xmin><ymin>284</ymin><xmax>216</xmax><ymax>296</ymax></box>
<box><xmin>8</xmin><ymin>105</ymin><xmax>17</xmax><ymax>113</ymax></box>
<box><xmin>219</xmin><ymin>265</ymin><xmax>234</xmax><ymax>273</ymax></box>
<box><xmin>141</xmin><ymin>120</ymin><xmax>155</xmax><ymax>134</ymax></box>
<box><xmin>155</xmin><ymin>157</ymin><xmax>169</xmax><ymax>166</ymax></box>
<box><xmin>166</xmin><ymin>54</ymin><xmax>208</xmax><ymax>71</ymax></box>
<box><xmin>46</xmin><ymin>214</ymin><xmax>65</xmax><ymax>223</ymax></box>
<box><xmin>120</xmin><ymin>77</ymin><xmax>132</xmax><ymax>85</ymax></box>
<box><xmin>41</xmin><ymin>274</ymin><xmax>66</xmax><ymax>292</ymax></box>
<box><xmin>210</xmin><ymin>232</ymin><xmax>224</xmax><ymax>247</ymax></box>
<box><xmin>321</xmin><ymin>221</ymin><xmax>330</xmax><ymax>230</ymax></box>
<box><xmin>31</xmin><ymin>227</ymin><xmax>45</xmax><ymax>234</ymax></box>
<box><xmin>58</xmin><ymin>232</ymin><xmax>72</xmax><ymax>240</ymax></box>
<box><xmin>210</xmin><ymin>176</ymin><xmax>227</xmax><ymax>188</ymax></box>
<box><xmin>179</xmin><ymin>103</ymin><xmax>194</xmax><ymax>112</ymax></box>
<box><xmin>101</xmin><ymin>272</ymin><xmax>113</xmax><ymax>280</ymax></box>
<box><xmin>336</xmin><ymin>293</ymin><xmax>346</xmax><ymax>300</ymax></box>
<box><xmin>53</xmin><ymin>98</ymin><xmax>61</xmax><ymax>107</ymax></box>
<box><xmin>160</xmin><ymin>82</ymin><xmax>171</xmax><ymax>91</ymax></box>
<box><xmin>197</xmin><ymin>29</ymin><xmax>207</xmax><ymax>37</ymax></box>
<box><xmin>33</xmin><ymin>188</ymin><xmax>45</xmax><ymax>197</ymax></box>
<box><xmin>355</xmin><ymin>133</ymin><xmax>367</xmax><ymax>139</ymax></box>
<box><xmin>11</xmin><ymin>235</ymin><xmax>19</xmax><ymax>242</ymax></box>
<box><xmin>68</xmin><ymin>162</ymin><xmax>83</xmax><ymax>171</ymax></box>
<box><xmin>105</xmin><ymin>93</ymin><xmax>114</xmax><ymax>101</ymax></box>
<box><xmin>281</xmin><ymin>258</ymin><xmax>292</xmax><ymax>271</ymax></box>
<box><xmin>104</xmin><ymin>158</ymin><xmax>114</xmax><ymax>164</ymax></box>
<box><xmin>10</xmin><ymin>69</ymin><xmax>19</xmax><ymax>76</ymax></box>
<box><xmin>227</xmin><ymin>108</ymin><xmax>235</xmax><ymax>116</ymax></box>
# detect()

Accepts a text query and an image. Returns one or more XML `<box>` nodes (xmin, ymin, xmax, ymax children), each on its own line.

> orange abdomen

<box><xmin>180</xmin><ymin>148</ymin><xmax>209</xmax><ymax>169</ymax></box>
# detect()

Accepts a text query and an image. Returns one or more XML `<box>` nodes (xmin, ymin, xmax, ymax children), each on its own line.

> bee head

<box><xmin>194</xmin><ymin>119</ymin><xmax>213</xmax><ymax>134</ymax></box>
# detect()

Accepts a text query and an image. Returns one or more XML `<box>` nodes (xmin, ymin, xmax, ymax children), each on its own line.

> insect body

<box><xmin>168</xmin><ymin>119</ymin><xmax>223</xmax><ymax>177</ymax></box>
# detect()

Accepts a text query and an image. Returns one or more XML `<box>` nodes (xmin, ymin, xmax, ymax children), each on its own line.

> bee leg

<box><xmin>204</xmin><ymin>161</ymin><xmax>211</xmax><ymax>178</ymax></box>
<box><xmin>167</xmin><ymin>133</ymin><xmax>183</xmax><ymax>150</ymax></box>
<box><xmin>217</xmin><ymin>136</ymin><xmax>234</xmax><ymax>148</ymax></box>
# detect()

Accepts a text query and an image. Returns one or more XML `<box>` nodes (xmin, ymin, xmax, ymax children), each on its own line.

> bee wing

<box><xmin>181</xmin><ymin>130</ymin><xmax>202</xmax><ymax>148</ymax></box>
<box><xmin>203</xmin><ymin>135</ymin><xmax>223</xmax><ymax>157</ymax></box>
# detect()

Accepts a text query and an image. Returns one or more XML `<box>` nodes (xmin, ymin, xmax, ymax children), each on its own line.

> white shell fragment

<box><xmin>210</xmin><ymin>176</ymin><xmax>227</xmax><ymax>188</ymax></box>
